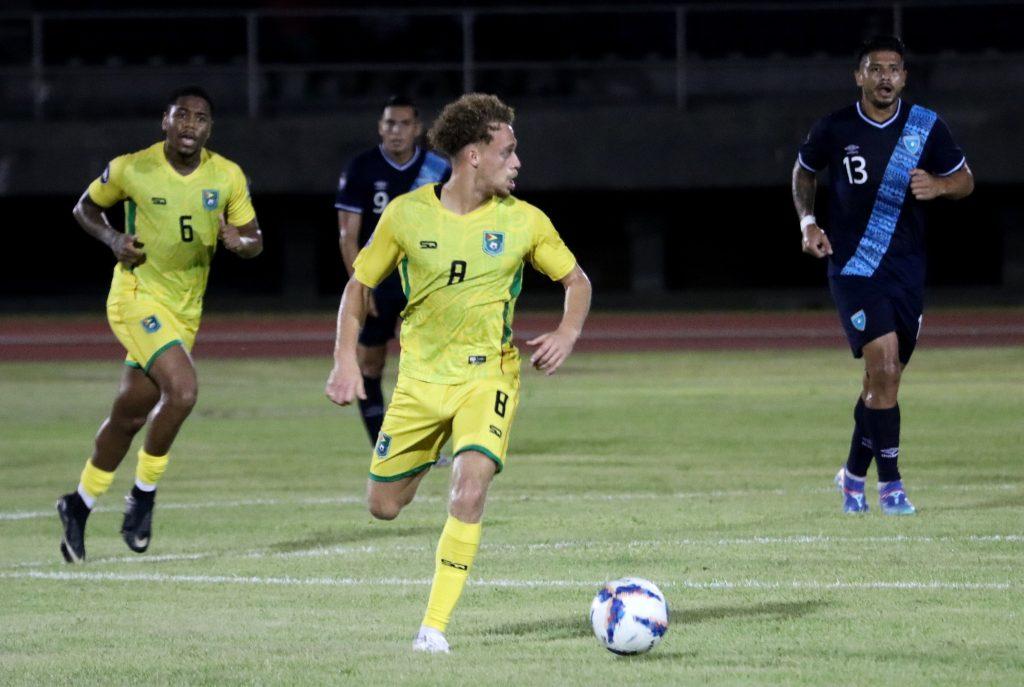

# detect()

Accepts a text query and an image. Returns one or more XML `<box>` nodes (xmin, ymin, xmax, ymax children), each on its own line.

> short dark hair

<box><xmin>382</xmin><ymin>95</ymin><xmax>418</xmax><ymax>118</ymax></box>
<box><xmin>427</xmin><ymin>93</ymin><xmax>515</xmax><ymax>158</ymax></box>
<box><xmin>167</xmin><ymin>85</ymin><xmax>214</xmax><ymax>115</ymax></box>
<box><xmin>856</xmin><ymin>35</ymin><xmax>906</xmax><ymax>66</ymax></box>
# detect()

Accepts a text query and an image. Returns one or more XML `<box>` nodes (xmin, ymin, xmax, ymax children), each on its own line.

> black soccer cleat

<box><xmin>120</xmin><ymin>487</ymin><xmax>156</xmax><ymax>553</ymax></box>
<box><xmin>56</xmin><ymin>492</ymin><xmax>90</xmax><ymax>564</ymax></box>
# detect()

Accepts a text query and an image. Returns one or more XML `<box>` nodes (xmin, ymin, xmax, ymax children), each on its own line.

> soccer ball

<box><xmin>590</xmin><ymin>577</ymin><xmax>669</xmax><ymax>655</ymax></box>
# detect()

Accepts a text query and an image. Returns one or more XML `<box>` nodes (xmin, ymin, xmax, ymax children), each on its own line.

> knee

<box><xmin>449</xmin><ymin>480</ymin><xmax>487</xmax><ymax>519</ymax></box>
<box><xmin>164</xmin><ymin>383</ymin><xmax>198</xmax><ymax>412</ymax></box>
<box><xmin>111</xmin><ymin>413</ymin><xmax>147</xmax><ymax>435</ymax></box>
<box><xmin>868</xmin><ymin>361</ymin><xmax>902</xmax><ymax>389</ymax></box>
<box><xmin>367</xmin><ymin>496</ymin><xmax>401</xmax><ymax>521</ymax></box>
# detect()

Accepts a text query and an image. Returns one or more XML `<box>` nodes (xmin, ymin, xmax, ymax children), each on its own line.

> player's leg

<box><xmin>119</xmin><ymin>344</ymin><xmax>198</xmax><ymax>552</ymax></box>
<box><xmin>366</xmin><ymin>374</ymin><xmax>448</xmax><ymax>520</ymax></box>
<box><xmin>356</xmin><ymin>343</ymin><xmax>387</xmax><ymax>444</ymax></box>
<box><xmin>835</xmin><ymin>374</ymin><xmax>874</xmax><ymax>512</ymax></box>
<box><xmin>416</xmin><ymin>375</ymin><xmax>518</xmax><ymax>652</ymax></box>
<box><xmin>56</xmin><ymin>365</ymin><xmax>160</xmax><ymax>563</ymax></box>
<box><xmin>862</xmin><ymin>332</ymin><xmax>914</xmax><ymax>514</ymax></box>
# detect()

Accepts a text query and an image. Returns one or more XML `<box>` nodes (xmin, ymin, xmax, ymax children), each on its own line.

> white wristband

<box><xmin>800</xmin><ymin>215</ymin><xmax>817</xmax><ymax>230</ymax></box>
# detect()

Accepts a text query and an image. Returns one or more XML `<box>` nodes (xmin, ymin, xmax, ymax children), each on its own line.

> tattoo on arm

<box><xmin>791</xmin><ymin>164</ymin><xmax>817</xmax><ymax>220</ymax></box>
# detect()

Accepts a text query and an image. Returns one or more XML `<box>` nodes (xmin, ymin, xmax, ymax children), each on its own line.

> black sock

<box><xmin>358</xmin><ymin>375</ymin><xmax>385</xmax><ymax>446</ymax></box>
<box><xmin>845</xmin><ymin>397</ymin><xmax>873</xmax><ymax>478</ymax></box>
<box><xmin>130</xmin><ymin>485</ymin><xmax>155</xmax><ymax>502</ymax></box>
<box><xmin>865</xmin><ymin>404</ymin><xmax>901</xmax><ymax>482</ymax></box>
<box><xmin>70</xmin><ymin>491</ymin><xmax>92</xmax><ymax>518</ymax></box>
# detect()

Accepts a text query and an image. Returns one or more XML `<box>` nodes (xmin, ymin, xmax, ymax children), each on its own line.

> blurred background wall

<box><xmin>1</xmin><ymin>1</ymin><xmax>1021</xmax><ymax>311</ymax></box>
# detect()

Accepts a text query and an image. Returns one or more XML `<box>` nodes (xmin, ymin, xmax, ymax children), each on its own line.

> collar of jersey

<box><xmin>379</xmin><ymin>145</ymin><xmax>421</xmax><ymax>171</ymax></box>
<box><xmin>428</xmin><ymin>184</ymin><xmax>500</xmax><ymax>220</ymax></box>
<box><xmin>856</xmin><ymin>99</ymin><xmax>902</xmax><ymax>129</ymax></box>
<box><xmin>158</xmin><ymin>142</ymin><xmax>209</xmax><ymax>179</ymax></box>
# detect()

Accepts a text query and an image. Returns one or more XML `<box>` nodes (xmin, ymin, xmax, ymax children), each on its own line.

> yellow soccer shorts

<box><xmin>369</xmin><ymin>371</ymin><xmax>521</xmax><ymax>482</ymax></box>
<box><xmin>107</xmin><ymin>295</ymin><xmax>197</xmax><ymax>374</ymax></box>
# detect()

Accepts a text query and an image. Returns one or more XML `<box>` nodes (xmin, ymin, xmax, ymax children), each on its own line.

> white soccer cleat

<box><xmin>412</xmin><ymin>626</ymin><xmax>450</xmax><ymax>654</ymax></box>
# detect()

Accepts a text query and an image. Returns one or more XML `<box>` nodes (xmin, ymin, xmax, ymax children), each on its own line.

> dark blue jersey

<box><xmin>798</xmin><ymin>100</ymin><xmax>965</xmax><ymax>287</ymax></box>
<box><xmin>335</xmin><ymin>145</ymin><xmax>450</xmax><ymax>247</ymax></box>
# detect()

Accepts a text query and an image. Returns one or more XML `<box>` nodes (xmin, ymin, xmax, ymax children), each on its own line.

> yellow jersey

<box><xmin>353</xmin><ymin>183</ymin><xmax>577</xmax><ymax>384</ymax></box>
<box><xmin>87</xmin><ymin>142</ymin><xmax>256</xmax><ymax>322</ymax></box>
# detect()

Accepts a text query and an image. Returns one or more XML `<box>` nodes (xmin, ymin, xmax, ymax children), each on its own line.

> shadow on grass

<box><xmin>483</xmin><ymin>614</ymin><xmax>592</xmax><ymax>641</ymax></box>
<box><xmin>676</xmin><ymin>599</ymin><xmax>826</xmax><ymax>625</ymax></box>
<box><xmin>268</xmin><ymin>525</ymin><xmax>438</xmax><ymax>552</ymax></box>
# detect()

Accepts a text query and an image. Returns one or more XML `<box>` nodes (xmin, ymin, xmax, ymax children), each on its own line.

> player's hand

<box><xmin>218</xmin><ymin>215</ymin><xmax>245</xmax><ymax>252</ymax></box>
<box><xmin>325</xmin><ymin>360</ymin><xmax>366</xmax><ymax>406</ymax></box>
<box><xmin>527</xmin><ymin>326</ymin><xmax>579</xmax><ymax>376</ymax></box>
<box><xmin>801</xmin><ymin>224</ymin><xmax>833</xmax><ymax>258</ymax></box>
<box><xmin>111</xmin><ymin>232</ymin><xmax>146</xmax><ymax>267</ymax></box>
<box><xmin>909</xmin><ymin>168</ymin><xmax>945</xmax><ymax>201</ymax></box>
<box><xmin>367</xmin><ymin>292</ymin><xmax>380</xmax><ymax>318</ymax></box>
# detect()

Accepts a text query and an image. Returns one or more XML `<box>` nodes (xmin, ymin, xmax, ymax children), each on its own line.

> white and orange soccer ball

<box><xmin>590</xmin><ymin>576</ymin><xmax>669</xmax><ymax>655</ymax></box>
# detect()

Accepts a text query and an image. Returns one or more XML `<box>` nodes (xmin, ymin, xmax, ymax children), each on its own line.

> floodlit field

<box><xmin>2</xmin><ymin>348</ymin><xmax>1022</xmax><ymax>686</ymax></box>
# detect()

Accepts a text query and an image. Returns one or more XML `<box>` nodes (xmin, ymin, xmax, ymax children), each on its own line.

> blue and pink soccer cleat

<box><xmin>879</xmin><ymin>481</ymin><xmax>916</xmax><ymax>515</ymax></box>
<box><xmin>834</xmin><ymin>467</ymin><xmax>869</xmax><ymax>513</ymax></box>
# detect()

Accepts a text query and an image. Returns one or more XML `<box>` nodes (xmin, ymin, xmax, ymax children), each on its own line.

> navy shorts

<box><xmin>829</xmin><ymin>275</ymin><xmax>924</xmax><ymax>365</ymax></box>
<box><xmin>359</xmin><ymin>273</ymin><xmax>406</xmax><ymax>347</ymax></box>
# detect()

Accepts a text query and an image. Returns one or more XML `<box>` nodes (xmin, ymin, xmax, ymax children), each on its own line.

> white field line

<box><xmin>2</xmin><ymin>482</ymin><xmax>1019</xmax><ymax>522</ymax></box>
<box><xmin>7</xmin><ymin>533</ymin><xmax>1022</xmax><ymax>572</ymax></box>
<box><xmin>3</xmin><ymin>323</ymin><xmax>1023</xmax><ymax>347</ymax></box>
<box><xmin>0</xmin><ymin>569</ymin><xmax>1014</xmax><ymax>592</ymax></box>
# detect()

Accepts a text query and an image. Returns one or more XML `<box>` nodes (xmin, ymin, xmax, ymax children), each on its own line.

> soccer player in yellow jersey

<box><xmin>325</xmin><ymin>93</ymin><xmax>592</xmax><ymax>653</ymax></box>
<box><xmin>55</xmin><ymin>86</ymin><xmax>262</xmax><ymax>563</ymax></box>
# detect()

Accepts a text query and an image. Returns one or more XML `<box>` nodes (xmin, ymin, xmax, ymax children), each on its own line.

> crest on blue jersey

<box><xmin>141</xmin><ymin>315</ymin><xmax>162</xmax><ymax>333</ymax></box>
<box><xmin>202</xmin><ymin>189</ymin><xmax>219</xmax><ymax>210</ymax></box>
<box><xmin>902</xmin><ymin>134</ymin><xmax>922</xmax><ymax>154</ymax></box>
<box><xmin>850</xmin><ymin>309</ymin><xmax>867</xmax><ymax>332</ymax></box>
<box><xmin>483</xmin><ymin>231</ymin><xmax>505</xmax><ymax>256</ymax></box>
<box><xmin>375</xmin><ymin>432</ymin><xmax>392</xmax><ymax>458</ymax></box>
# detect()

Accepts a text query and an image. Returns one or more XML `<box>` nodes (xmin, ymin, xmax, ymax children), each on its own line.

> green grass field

<box><xmin>2</xmin><ymin>348</ymin><xmax>1022</xmax><ymax>686</ymax></box>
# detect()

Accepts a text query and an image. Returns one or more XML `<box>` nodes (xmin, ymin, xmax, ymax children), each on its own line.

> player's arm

<box><xmin>527</xmin><ymin>264</ymin><xmax>592</xmax><ymax>376</ymax></box>
<box><xmin>219</xmin><ymin>216</ymin><xmax>263</xmax><ymax>258</ymax></box>
<box><xmin>72</xmin><ymin>191</ymin><xmax>146</xmax><ymax>268</ymax></box>
<box><xmin>337</xmin><ymin>210</ymin><xmax>362</xmax><ymax>276</ymax></box>
<box><xmin>909</xmin><ymin>164</ymin><xmax>974</xmax><ymax>201</ymax></box>
<box><xmin>325</xmin><ymin>275</ymin><xmax>371</xmax><ymax>406</ymax></box>
<box><xmin>791</xmin><ymin>162</ymin><xmax>832</xmax><ymax>258</ymax></box>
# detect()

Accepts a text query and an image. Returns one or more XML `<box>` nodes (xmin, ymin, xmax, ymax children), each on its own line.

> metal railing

<box><xmin>0</xmin><ymin>1</ymin><xmax>1020</xmax><ymax>120</ymax></box>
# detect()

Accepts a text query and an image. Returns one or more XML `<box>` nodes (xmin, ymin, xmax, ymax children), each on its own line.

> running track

<box><xmin>1</xmin><ymin>310</ymin><xmax>1022</xmax><ymax>360</ymax></box>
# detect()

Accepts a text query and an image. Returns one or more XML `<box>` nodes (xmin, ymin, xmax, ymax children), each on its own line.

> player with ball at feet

<box><xmin>326</xmin><ymin>93</ymin><xmax>591</xmax><ymax>653</ymax></box>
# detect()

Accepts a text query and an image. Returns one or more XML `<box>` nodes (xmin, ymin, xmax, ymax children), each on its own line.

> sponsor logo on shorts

<box><xmin>202</xmin><ymin>189</ymin><xmax>219</xmax><ymax>210</ymax></box>
<box><xmin>468</xmin><ymin>355</ymin><xmax>487</xmax><ymax>365</ymax></box>
<box><xmin>140</xmin><ymin>315</ymin><xmax>162</xmax><ymax>333</ymax></box>
<box><xmin>373</xmin><ymin>180</ymin><xmax>387</xmax><ymax>191</ymax></box>
<box><xmin>441</xmin><ymin>558</ymin><xmax>468</xmax><ymax>571</ymax></box>
<box><xmin>151</xmin><ymin>197</ymin><xmax>167</xmax><ymax>205</ymax></box>
<box><xmin>375</xmin><ymin>432</ymin><xmax>392</xmax><ymax>458</ymax></box>
<box><xmin>489</xmin><ymin>425</ymin><xmax>503</xmax><ymax>438</ymax></box>
<box><xmin>850</xmin><ymin>309</ymin><xmax>867</xmax><ymax>332</ymax></box>
<box><xmin>483</xmin><ymin>231</ymin><xmax>504</xmax><ymax>256</ymax></box>
<box><xmin>419</xmin><ymin>240</ymin><xmax>438</xmax><ymax>249</ymax></box>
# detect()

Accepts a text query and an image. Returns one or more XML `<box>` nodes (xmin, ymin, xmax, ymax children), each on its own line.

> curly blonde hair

<box><xmin>427</xmin><ymin>93</ymin><xmax>515</xmax><ymax>158</ymax></box>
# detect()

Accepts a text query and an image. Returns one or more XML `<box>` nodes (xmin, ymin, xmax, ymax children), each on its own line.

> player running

<box><xmin>335</xmin><ymin>96</ymin><xmax>450</xmax><ymax>446</ymax></box>
<box><xmin>56</xmin><ymin>86</ymin><xmax>263</xmax><ymax>562</ymax></box>
<box><xmin>792</xmin><ymin>36</ymin><xmax>974</xmax><ymax>514</ymax></box>
<box><xmin>325</xmin><ymin>93</ymin><xmax>592</xmax><ymax>653</ymax></box>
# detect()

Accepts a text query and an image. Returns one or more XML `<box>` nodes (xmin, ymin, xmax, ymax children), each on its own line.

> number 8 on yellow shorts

<box><xmin>370</xmin><ymin>371</ymin><xmax>521</xmax><ymax>482</ymax></box>
<box><xmin>107</xmin><ymin>295</ymin><xmax>197</xmax><ymax>373</ymax></box>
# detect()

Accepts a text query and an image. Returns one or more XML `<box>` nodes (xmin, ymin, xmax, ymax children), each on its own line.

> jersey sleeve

<box><xmin>334</xmin><ymin>157</ymin><xmax>365</xmax><ymax>213</ymax></box>
<box><xmin>225</xmin><ymin>163</ymin><xmax>257</xmax><ymax>226</ymax></box>
<box><xmin>352</xmin><ymin>202</ymin><xmax>403</xmax><ymax>287</ymax></box>
<box><xmin>528</xmin><ymin>210</ymin><xmax>576</xmax><ymax>281</ymax></box>
<box><xmin>797</xmin><ymin>117</ymin><xmax>830</xmax><ymax>172</ymax></box>
<box><xmin>922</xmin><ymin>117</ymin><xmax>966</xmax><ymax>177</ymax></box>
<box><xmin>86</xmin><ymin>156</ymin><xmax>129</xmax><ymax>207</ymax></box>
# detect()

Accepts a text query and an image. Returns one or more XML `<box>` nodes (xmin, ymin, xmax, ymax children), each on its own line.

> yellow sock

<box><xmin>422</xmin><ymin>515</ymin><xmax>482</xmax><ymax>633</ymax></box>
<box><xmin>78</xmin><ymin>459</ymin><xmax>115</xmax><ymax>505</ymax></box>
<box><xmin>135</xmin><ymin>448</ymin><xmax>169</xmax><ymax>489</ymax></box>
